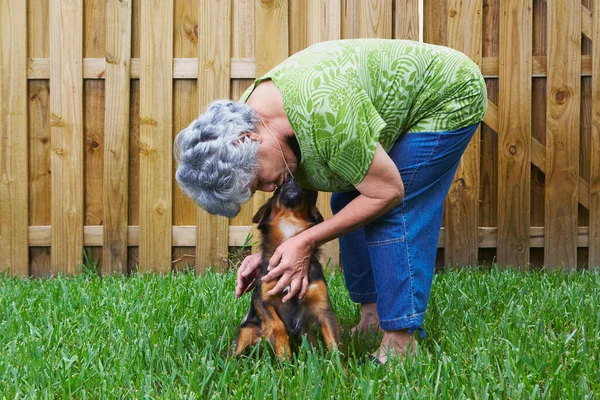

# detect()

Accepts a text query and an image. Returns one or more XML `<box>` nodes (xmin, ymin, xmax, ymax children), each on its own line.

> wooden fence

<box><xmin>1</xmin><ymin>0</ymin><xmax>599</xmax><ymax>276</ymax></box>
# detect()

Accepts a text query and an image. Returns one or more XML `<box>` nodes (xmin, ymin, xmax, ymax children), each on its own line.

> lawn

<box><xmin>0</xmin><ymin>267</ymin><xmax>598</xmax><ymax>399</ymax></box>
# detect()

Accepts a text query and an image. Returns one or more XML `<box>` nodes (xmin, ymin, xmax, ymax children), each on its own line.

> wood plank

<box><xmin>591</xmin><ymin>0</ymin><xmax>600</xmax><ymax>268</ymax></box>
<box><xmin>139</xmin><ymin>0</ymin><xmax>173</xmax><ymax>272</ymax></box>
<box><xmin>341</xmin><ymin>0</ymin><xmax>359</xmax><ymax>39</ymax></box>
<box><xmin>82</xmin><ymin>0</ymin><xmax>106</xmax><ymax>269</ymax></box>
<box><xmin>444</xmin><ymin>0</ymin><xmax>482</xmax><ymax>267</ymax></box>
<box><xmin>172</xmin><ymin>0</ymin><xmax>199</xmax><ymax>271</ymax></box>
<box><xmin>230</xmin><ymin>0</ymin><xmax>255</xmax><ymax>227</ymax></box>
<box><xmin>289</xmin><ymin>0</ymin><xmax>307</xmax><ymax>54</ymax></box>
<box><xmin>1</xmin><ymin>0</ymin><xmax>29</xmax><ymax>275</ymax></box>
<box><xmin>23</xmin><ymin>55</ymin><xmax>596</xmax><ymax>80</ymax></box>
<box><xmin>251</xmin><ymin>0</ymin><xmax>289</xmax><ymax>256</ymax></box>
<box><xmin>497</xmin><ymin>0</ymin><xmax>532</xmax><ymax>269</ymax></box>
<box><xmin>196</xmin><ymin>0</ymin><xmax>231</xmax><ymax>272</ymax></box>
<box><xmin>545</xmin><ymin>0</ymin><xmax>580</xmax><ymax>270</ymax></box>
<box><xmin>27</xmin><ymin>0</ymin><xmax>51</xmax><ymax>277</ymax></box>
<box><xmin>306</xmin><ymin>0</ymin><xmax>341</xmax><ymax>270</ymax></box>
<box><xmin>27</xmin><ymin>225</ymin><xmax>593</xmax><ymax>249</ymax></box>
<box><xmin>359</xmin><ymin>0</ymin><xmax>392</xmax><ymax>38</ymax></box>
<box><xmin>127</xmin><ymin>79</ymin><xmax>140</xmax><ymax>272</ymax></box>
<box><xmin>394</xmin><ymin>0</ymin><xmax>419</xmax><ymax>40</ymax></box>
<box><xmin>103</xmin><ymin>0</ymin><xmax>132</xmax><ymax>274</ymax></box>
<box><xmin>50</xmin><ymin>0</ymin><xmax>84</xmax><ymax>274</ymax></box>
<box><xmin>423</xmin><ymin>0</ymin><xmax>447</xmax><ymax>45</ymax></box>
<box><xmin>478</xmin><ymin>0</ymin><xmax>499</xmax><ymax>265</ymax></box>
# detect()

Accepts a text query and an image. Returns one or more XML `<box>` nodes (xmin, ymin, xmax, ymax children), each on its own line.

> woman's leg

<box><xmin>365</xmin><ymin>123</ymin><xmax>479</xmax><ymax>361</ymax></box>
<box><xmin>330</xmin><ymin>192</ymin><xmax>379</xmax><ymax>331</ymax></box>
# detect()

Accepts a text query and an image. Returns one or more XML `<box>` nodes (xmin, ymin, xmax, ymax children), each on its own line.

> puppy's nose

<box><xmin>279</xmin><ymin>179</ymin><xmax>303</xmax><ymax>208</ymax></box>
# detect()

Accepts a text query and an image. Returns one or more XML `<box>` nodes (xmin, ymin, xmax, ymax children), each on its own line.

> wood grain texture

<box><xmin>341</xmin><ymin>0</ymin><xmax>359</xmax><ymax>39</ymax></box>
<box><xmin>172</xmin><ymin>0</ymin><xmax>199</xmax><ymax>271</ymax></box>
<box><xmin>230</xmin><ymin>0</ymin><xmax>255</xmax><ymax>227</ymax></box>
<box><xmin>50</xmin><ymin>0</ymin><xmax>84</xmax><ymax>274</ymax></box>
<box><xmin>289</xmin><ymin>0</ymin><xmax>308</xmax><ymax>54</ymax></box>
<box><xmin>444</xmin><ymin>0</ymin><xmax>482</xmax><ymax>267</ymax></box>
<box><xmin>478</xmin><ymin>0</ymin><xmax>498</xmax><ymax>266</ymax></box>
<box><xmin>103</xmin><ymin>0</ymin><xmax>131</xmax><ymax>274</ymax></box>
<box><xmin>591</xmin><ymin>0</ymin><xmax>600</xmax><ymax>268</ymax></box>
<box><xmin>307</xmin><ymin>0</ymin><xmax>341</xmax><ymax>270</ymax></box>
<box><xmin>423</xmin><ymin>0</ymin><xmax>447</xmax><ymax>45</ymax></box>
<box><xmin>359</xmin><ymin>0</ymin><xmax>392</xmax><ymax>38</ymax></box>
<box><xmin>251</xmin><ymin>0</ymin><xmax>289</xmax><ymax>255</ymax></box>
<box><xmin>394</xmin><ymin>0</ymin><xmax>419</xmax><ymax>40</ymax></box>
<box><xmin>497</xmin><ymin>0</ymin><xmax>532</xmax><ymax>269</ymax></box>
<box><xmin>545</xmin><ymin>0</ymin><xmax>580</xmax><ymax>270</ymax></box>
<box><xmin>196</xmin><ymin>0</ymin><xmax>231</xmax><ymax>272</ymax></box>
<box><xmin>139</xmin><ymin>0</ymin><xmax>173</xmax><ymax>272</ymax></box>
<box><xmin>27</xmin><ymin>0</ymin><xmax>51</xmax><ymax>277</ymax></box>
<box><xmin>1</xmin><ymin>0</ymin><xmax>29</xmax><ymax>275</ymax></box>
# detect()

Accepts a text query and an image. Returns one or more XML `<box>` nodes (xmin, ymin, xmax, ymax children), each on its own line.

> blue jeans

<box><xmin>330</xmin><ymin>123</ymin><xmax>480</xmax><ymax>337</ymax></box>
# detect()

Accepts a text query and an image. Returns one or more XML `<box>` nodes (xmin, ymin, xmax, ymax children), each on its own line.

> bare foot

<box><xmin>351</xmin><ymin>303</ymin><xmax>382</xmax><ymax>334</ymax></box>
<box><xmin>371</xmin><ymin>329</ymin><xmax>416</xmax><ymax>364</ymax></box>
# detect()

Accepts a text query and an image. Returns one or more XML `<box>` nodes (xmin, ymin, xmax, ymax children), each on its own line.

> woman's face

<box><xmin>250</xmin><ymin>143</ymin><xmax>287</xmax><ymax>193</ymax></box>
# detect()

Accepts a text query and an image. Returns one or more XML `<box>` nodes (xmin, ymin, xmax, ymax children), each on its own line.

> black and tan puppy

<box><xmin>232</xmin><ymin>179</ymin><xmax>340</xmax><ymax>358</ymax></box>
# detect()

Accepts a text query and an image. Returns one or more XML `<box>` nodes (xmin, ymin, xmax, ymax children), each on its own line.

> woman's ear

<box><xmin>238</xmin><ymin>131</ymin><xmax>262</xmax><ymax>144</ymax></box>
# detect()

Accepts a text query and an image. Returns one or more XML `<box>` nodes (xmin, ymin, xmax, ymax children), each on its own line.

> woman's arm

<box><xmin>262</xmin><ymin>143</ymin><xmax>404</xmax><ymax>301</ymax></box>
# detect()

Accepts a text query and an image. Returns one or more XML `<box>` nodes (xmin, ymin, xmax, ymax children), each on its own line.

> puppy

<box><xmin>232</xmin><ymin>179</ymin><xmax>340</xmax><ymax>358</ymax></box>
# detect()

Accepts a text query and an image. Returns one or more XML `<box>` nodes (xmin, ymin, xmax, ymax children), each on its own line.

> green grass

<box><xmin>0</xmin><ymin>268</ymin><xmax>598</xmax><ymax>399</ymax></box>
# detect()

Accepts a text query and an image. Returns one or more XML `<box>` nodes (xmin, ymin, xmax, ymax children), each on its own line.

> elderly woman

<box><xmin>175</xmin><ymin>39</ymin><xmax>487</xmax><ymax>363</ymax></box>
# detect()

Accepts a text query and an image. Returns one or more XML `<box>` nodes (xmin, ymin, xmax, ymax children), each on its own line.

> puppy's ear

<box><xmin>308</xmin><ymin>205</ymin><xmax>324</xmax><ymax>225</ymax></box>
<box><xmin>252</xmin><ymin>200</ymin><xmax>272</xmax><ymax>224</ymax></box>
<box><xmin>305</xmin><ymin>189</ymin><xmax>318</xmax><ymax>207</ymax></box>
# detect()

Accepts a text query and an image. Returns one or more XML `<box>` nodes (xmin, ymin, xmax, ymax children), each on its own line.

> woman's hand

<box><xmin>235</xmin><ymin>252</ymin><xmax>263</xmax><ymax>298</ymax></box>
<box><xmin>261</xmin><ymin>235</ymin><xmax>314</xmax><ymax>303</ymax></box>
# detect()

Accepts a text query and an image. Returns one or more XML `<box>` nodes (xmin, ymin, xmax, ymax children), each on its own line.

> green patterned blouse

<box><xmin>240</xmin><ymin>39</ymin><xmax>487</xmax><ymax>192</ymax></box>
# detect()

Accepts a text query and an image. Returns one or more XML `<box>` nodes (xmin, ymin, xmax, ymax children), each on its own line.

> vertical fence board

<box><xmin>394</xmin><ymin>0</ymin><xmax>419</xmax><ymax>40</ymax></box>
<box><xmin>444</xmin><ymin>0</ymin><xmax>482</xmax><ymax>267</ymax></box>
<box><xmin>139</xmin><ymin>0</ymin><xmax>173</xmax><ymax>272</ymax></box>
<box><xmin>307</xmin><ymin>0</ymin><xmax>341</xmax><ymax>269</ymax></box>
<box><xmin>127</xmin><ymin>0</ymin><xmax>140</xmax><ymax>272</ymax></box>
<box><xmin>591</xmin><ymin>0</ymin><xmax>600</xmax><ymax>268</ymax></box>
<box><xmin>27</xmin><ymin>0</ymin><xmax>51</xmax><ymax>277</ymax></box>
<box><xmin>83</xmin><ymin>0</ymin><xmax>106</xmax><ymax>267</ymax></box>
<box><xmin>50</xmin><ymin>0</ymin><xmax>84</xmax><ymax>274</ymax></box>
<box><xmin>479</xmin><ymin>0</ymin><xmax>498</xmax><ymax>265</ymax></box>
<box><xmin>230</xmin><ymin>0</ymin><xmax>255</xmax><ymax>228</ymax></box>
<box><xmin>290</xmin><ymin>0</ymin><xmax>308</xmax><ymax>54</ymax></box>
<box><xmin>103</xmin><ymin>0</ymin><xmax>131</xmax><ymax>274</ymax></box>
<box><xmin>127</xmin><ymin>80</ymin><xmax>140</xmax><ymax>271</ymax></box>
<box><xmin>341</xmin><ymin>0</ymin><xmax>359</xmax><ymax>39</ymax></box>
<box><xmin>196</xmin><ymin>0</ymin><xmax>231</xmax><ymax>272</ymax></box>
<box><xmin>1</xmin><ymin>0</ymin><xmax>29</xmax><ymax>275</ymax></box>
<box><xmin>359</xmin><ymin>0</ymin><xmax>392</xmax><ymax>38</ymax></box>
<box><xmin>423</xmin><ymin>0</ymin><xmax>447</xmax><ymax>46</ymax></box>
<box><xmin>497</xmin><ymin>0</ymin><xmax>532</xmax><ymax>269</ymax></box>
<box><xmin>172</xmin><ymin>0</ymin><xmax>198</xmax><ymax>271</ymax></box>
<box><xmin>251</xmin><ymin>0</ymin><xmax>289</xmax><ymax>255</ymax></box>
<box><xmin>530</xmin><ymin>0</ymin><xmax>546</xmax><ymax>269</ymax></box>
<box><xmin>545</xmin><ymin>0</ymin><xmax>580</xmax><ymax>270</ymax></box>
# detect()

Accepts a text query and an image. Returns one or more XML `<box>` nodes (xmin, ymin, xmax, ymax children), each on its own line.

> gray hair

<box><xmin>174</xmin><ymin>100</ymin><xmax>260</xmax><ymax>218</ymax></box>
